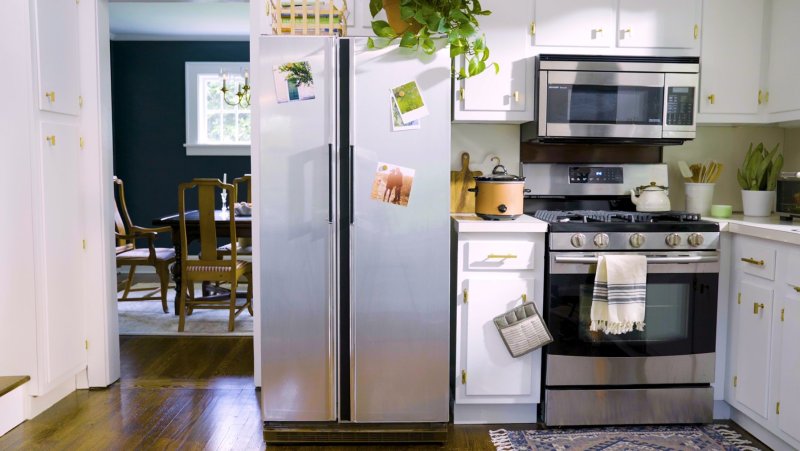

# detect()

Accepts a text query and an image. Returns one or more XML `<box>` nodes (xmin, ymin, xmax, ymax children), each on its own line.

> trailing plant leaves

<box><xmin>372</xmin><ymin>20</ymin><xmax>397</xmax><ymax>38</ymax></box>
<box><xmin>369</xmin><ymin>0</ymin><xmax>383</xmax><ymax>17</ymax></box>
<box><xmin>400</xmin><ymin>6</ymin><xmax>415</xmax><ymax>21</ymax></box>
<box><xmin>367</xmin><ymin>37</ymin><xmax>375</xmax><ymax>49</ymax></box>
<box><xmin>399</xmin><ymin>31</ymin><xmax>418</xmax><ymax>48</ymax></box>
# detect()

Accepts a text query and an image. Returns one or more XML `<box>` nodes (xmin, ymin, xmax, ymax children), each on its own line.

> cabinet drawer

<box><xmin>738</xmin><ymin>241</ymin><xmax>777</xmax><ymax>281</ymax></box>
<box><xmin>466</xmin><ymin>240</ymin><xmax>535</xmax><ymax>271</ymax></box>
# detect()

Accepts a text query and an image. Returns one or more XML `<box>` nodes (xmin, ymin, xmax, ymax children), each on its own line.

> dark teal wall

<box><xmin>111</xmin><ymin>41</ymin><xmax>250</xmax><ymax>246</ymax></box>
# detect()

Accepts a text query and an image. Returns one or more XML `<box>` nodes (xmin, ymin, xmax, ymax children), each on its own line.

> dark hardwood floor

<box><xmin>0</xmin><ymin>335</ymin><xmax>770</xmax><ymax>450</ymax></box>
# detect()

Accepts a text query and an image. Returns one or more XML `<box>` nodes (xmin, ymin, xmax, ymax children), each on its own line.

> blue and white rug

<box><xmin>490</xmin><ymin>424</ymin><xmax>764</xmax><ymax>450</ymax></box>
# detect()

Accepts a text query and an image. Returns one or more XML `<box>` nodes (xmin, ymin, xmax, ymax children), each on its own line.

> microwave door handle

<box><xmin>554</xmin><ymin>255</ymin><xmax>719</xmax><ymax>264</ymax></box>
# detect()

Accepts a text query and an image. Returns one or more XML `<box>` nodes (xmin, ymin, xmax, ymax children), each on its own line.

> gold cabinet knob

<box><xmin>707</xmin><ymin>94</ymin><xmax>715</xmax><ymax>104</ymax></box>
<box><xmin>45</xmin><ymin>135</ymin><xmax>56</xmax><ymax>146</ymax></box>
<box><xmin>754</xmin><ymin>302</ymin><xmax>765</xmax><ymax>314</ymax></box>
<box><xmin>45</xmin><ymin>91</ymin><xmax>55</xmax><ymax>103</ymax></box>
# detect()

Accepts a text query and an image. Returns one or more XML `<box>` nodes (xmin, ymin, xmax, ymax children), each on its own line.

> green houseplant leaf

<box><xmin>368</xmin><ymin>0</ymin><xmax>497</xmax><ymax>78</ymax></box>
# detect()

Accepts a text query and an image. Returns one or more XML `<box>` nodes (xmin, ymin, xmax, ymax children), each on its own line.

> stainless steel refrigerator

<box><xmin>258</xmin><ymin>35</ymin><xmax>451</xmax><ymax>440</ymax></box>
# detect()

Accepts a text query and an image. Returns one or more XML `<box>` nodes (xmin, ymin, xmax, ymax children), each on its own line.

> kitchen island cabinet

<box><xmin>451</xmin><ymin>214</ymin><xmax>547</xmax><ymax>424</ymax></box>
<box><xmin>715</xmin><ymin>220</ymin><xmax>800</xmax><ymax>450</ymax></box>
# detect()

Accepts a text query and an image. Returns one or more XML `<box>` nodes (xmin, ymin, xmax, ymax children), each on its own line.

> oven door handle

<box><xmin>554</xmin><ymin>255</ymin><xmax>719</xmax><ymax>264</ymax></box>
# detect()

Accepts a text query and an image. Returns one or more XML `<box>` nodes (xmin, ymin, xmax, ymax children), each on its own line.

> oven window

<box><xmin>547</xmin><ymin>272</ymin><xmax>717</xmax><ymax>357</ymax></box>
<box><xmin>577</xmin><ymin>283</ymin><xmax>690</xmax><ymax>343</ymax></box>
<box><xmin>547</xmin><ymin>84</ymin><xmax>664</xmax><ymax>125</ymax></box>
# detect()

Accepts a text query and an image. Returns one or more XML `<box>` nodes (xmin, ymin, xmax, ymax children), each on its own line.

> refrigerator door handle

<box><xmin>349</xmin><ymin>145</ymin><xmax>354</xmax><ymax>225</ymax></box>
<box><xmin>328</xmin><ymin>143</ymin><xmax>333</xmax><ymax>224</ymax></box>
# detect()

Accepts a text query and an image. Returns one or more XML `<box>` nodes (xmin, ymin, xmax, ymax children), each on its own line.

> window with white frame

<box><xmin>185</xmin><ymin>62</ymin><xmax>251</xmax><ymax>156</ymax></box>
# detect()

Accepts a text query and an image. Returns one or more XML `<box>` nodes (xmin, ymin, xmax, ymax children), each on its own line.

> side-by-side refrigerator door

<box><xmin>259</xmin><ymin>36</ymin><xmax>337</xmax><ymax>422</ymax></box>
<box><xmin>349</xmin><ymin>39</ymin><xmax>451</xmax><ymax>422</ymax></box>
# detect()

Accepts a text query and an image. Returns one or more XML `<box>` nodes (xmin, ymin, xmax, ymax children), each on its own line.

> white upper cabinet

<box><xmin>453</xmin><ymin>0</ymin><xmax>534</xmax><ymax>123</ymax></box>
<box><xmin>34</xmin><ymin>0</ymin><xmax>81</xmax><ymax>116</ymax></box>
<box><xmin>617</xmin><ymin>0</ymin><xmax>701</xmax><ymax>50</ymax></box>
<box><xmin>533</xmin><ymin>0</ymin><xmax>615</xmax><ymax>48</ymax></box>
<box><xmin>767</xmin><ymin>0</ymin><xmax>800</xmax><ymax>116</ymax></box>
<box><xmin>699</xmin><ymin>0</ymin><xmax>765</xmax><ymax>115</ymax></box>
<box><xmin>346</xmin><ymin>0</ymin><xmax>385</xmax><ymax>37</ymax></box>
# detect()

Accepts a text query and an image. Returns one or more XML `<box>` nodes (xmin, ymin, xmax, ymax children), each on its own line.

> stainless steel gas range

<box><xmin>523</xmin><ymin>163</ymin><xmax>720</xmax><ymax>426</ymax></box>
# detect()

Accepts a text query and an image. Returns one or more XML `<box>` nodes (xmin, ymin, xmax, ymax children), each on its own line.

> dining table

<box><xmin>153</xmin><ymin>210</ymin><xmax>252</xmax><ymax>315</ymax></box>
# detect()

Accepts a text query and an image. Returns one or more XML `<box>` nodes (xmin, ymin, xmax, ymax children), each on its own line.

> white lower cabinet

<box><xmin>726</xmin><ymin>235</ymin><xmax>800</xmax><ymax>449</ymax></box>
<box><xmin>452</xmin><ymin>215</ymin><xmax>547</xmax><ymax>424</ymax></box>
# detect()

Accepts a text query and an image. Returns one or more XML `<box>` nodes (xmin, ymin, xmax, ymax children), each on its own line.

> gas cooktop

<box><xmin>534</xmin><ymin>209</ymin><xmax>720</xmax><ymax>236</ymax></box>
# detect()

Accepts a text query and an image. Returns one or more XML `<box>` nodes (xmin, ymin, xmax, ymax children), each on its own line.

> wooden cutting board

<box><xmin>450</xmin><ymin>152</ymin><xmax>482</xmax><ymax>213</ymax></box>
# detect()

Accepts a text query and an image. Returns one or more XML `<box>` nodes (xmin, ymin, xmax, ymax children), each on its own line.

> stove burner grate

<box><xmin>534</xmin><ymin>210</ymin><xmax>701</xmax><ymax>224</ymax></box>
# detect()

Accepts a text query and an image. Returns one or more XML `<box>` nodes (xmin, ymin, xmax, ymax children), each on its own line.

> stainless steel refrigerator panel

<box><xmin>349</xmin><ymin>40</ymin><xmax>450</xmax><ymax>422</ymax></box>
<box><xmin>259</xmin><ymin>36</ymin><xmax>337</xmax><ymax>421</ymax></box>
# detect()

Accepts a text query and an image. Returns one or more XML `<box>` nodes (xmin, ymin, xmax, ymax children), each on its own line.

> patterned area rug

<box><xmin>117</xmin><ymin>283</ymin><xmax>253</xmax><ymax>336</ymax></box>
<box><xmin>490</xmin><ymin>424</ymin><xmax>765</xmax><ymax>451</ymax></box>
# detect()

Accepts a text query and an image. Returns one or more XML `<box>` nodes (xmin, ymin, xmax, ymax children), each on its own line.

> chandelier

<box><xmin>220</xmin><ymin>70</ymin><xmax>251</xmax><ymax>108</ymax></box>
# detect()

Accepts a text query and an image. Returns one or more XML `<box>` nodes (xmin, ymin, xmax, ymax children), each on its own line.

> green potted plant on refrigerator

<box><xmin>737</xmin><ymin>142</ymin><xmax>783</xmax><ymax>216</ymax></box>
<box><xmin>367</xmin><ymin>0</ymin><xmax>497</xmax><ymax>79</ymax></box>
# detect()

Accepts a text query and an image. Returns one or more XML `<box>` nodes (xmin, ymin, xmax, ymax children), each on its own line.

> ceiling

<box><xmin>109</xmin><ymin>1</ymin><xmax>249</xmax><ymax>41</ymax></box>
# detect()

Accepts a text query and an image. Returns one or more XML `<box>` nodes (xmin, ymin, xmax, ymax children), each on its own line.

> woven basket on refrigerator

<box><xmin>270</xmin><ymin>0</ymin><xmax>348</xmax><ymax>36</ymax></box>
<box><xmin>493</xmin><ymin>302</ymin><xmax>553</xmax><ymax>358</ymax></box>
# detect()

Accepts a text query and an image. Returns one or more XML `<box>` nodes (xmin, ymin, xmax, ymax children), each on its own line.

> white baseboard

<box><xmin>0</xmin><ymin>384</ymin><xmax>26</xmax><ymax>436</ymax></box>
<box><xmin>731</xmin><ymin>408</ymin><xmax>799</xmax><ymax>451</ymax></box>
<box><xmin>25</xmin><ymin>377</ymin><xmax>76</xmax><ymax>419</ymax></box>
<box><xmin>454</xmin><ymin>404</ymin><xmax>538</xmax><ymax>424</ymax></box>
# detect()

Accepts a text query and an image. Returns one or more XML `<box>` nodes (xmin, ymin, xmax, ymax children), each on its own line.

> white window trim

<box><xmin>185</xmin><ymin>61</ymin><xmax>251</xmax><ymax>157</ymax></box>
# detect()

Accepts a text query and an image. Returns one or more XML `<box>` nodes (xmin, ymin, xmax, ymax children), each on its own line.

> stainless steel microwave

<box><xmin>534</xmin><ymin>55</ymin><xmax>699</xmax><ymax>145</ymax></box>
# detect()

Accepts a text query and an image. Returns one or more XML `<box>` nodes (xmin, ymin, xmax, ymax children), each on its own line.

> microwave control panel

<box><xmin>666</xmin><ymin>87</ymin><xmax>695</xmax><ymax>125</ymax></box>
<box><xmin>569</xmin><ymin>167</ymin><xmax>623</xmax><ymax>184</ymax></box>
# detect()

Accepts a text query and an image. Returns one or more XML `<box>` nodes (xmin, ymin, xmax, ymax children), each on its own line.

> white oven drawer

<box><xmin>738</xmin><ymin>240</ymin><xmax>777</xmax><ymax>281</ymax></box>
<box><xmin>466</xmin><ymin>240</ymin><xmax>535</xmax><ymax>271</ymax></box>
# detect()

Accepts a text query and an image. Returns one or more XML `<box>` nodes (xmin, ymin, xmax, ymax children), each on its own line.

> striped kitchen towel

<box><xmin>590</xmin><ymin>254</ymin><xmax>648</xmax><ymax>335</ymax></box>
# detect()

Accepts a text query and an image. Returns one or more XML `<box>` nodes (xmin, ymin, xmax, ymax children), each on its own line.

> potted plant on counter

<box><xmin>737</xmin><ymin>142</ymin><xmax>783</xmax><ymax>217</ymax></box>
<box><xmin>367</xmin><ymin>0</ymin><xmax>497</xmax><ymax>79</ymax></box>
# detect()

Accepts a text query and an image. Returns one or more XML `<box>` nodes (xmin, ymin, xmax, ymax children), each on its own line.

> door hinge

<box><xmin>694</xmin><ymin>24</ymin><xmax>699</xmax><ymax>40</ymax></box>
<box><xmin>82</xmin><ymin>239</ymin><xmax>87</xmax><ymax>250</ymax></box>
<box><xmin>80</xmin><ymin>137</ymin><xmax>85</xmax><ymax>149</ymax></box>
<box><xmin>463</xmin><ymin>288</ymin><xmax>468</xmax><ymax>304</ymax></box>
<box><xmin>781</xmin><ymin>308</ymin><xmax>785</xmax><ymax>322</ymax></box>
<box><xmin>85</xmin><ymin>340</ymin><xmax>89</xmax><ymax>350</ymax></box>
<box><xmin>758</xmin><ymin>90</ymin><xmax>764</xmax><ymax>105</ymax></box>
<box><xmin>461</xmin><ymin>369</ymin><xmax>467</xmax><ymax>385</ymax></box>
<box><xmin>530</xmin><ymin>21</ymin><xmax>536</xmax><ymax>36</ymax></box>
<box><xmin>738</xmin><ymin>292</ymin><xmax>741</xmax><ymax>304</ymax></box>
<box><xmin>458</xmin><ymin>87</ymin><xmax>465</xmax><ymax>101</ymax></box>
<box><xmin>78</xmin><ymin>95</ymin><xmax>83</xmax><ymax>108</ymax></box>
<box><xmin>777</xmin><ymin>402</ymin><xmax>781</xmax><ymax>415</ymax></box>
<box><xmin>733</xmin><ymin>375</ymin><xmax>738</xmax><ymax>387</ymax></box>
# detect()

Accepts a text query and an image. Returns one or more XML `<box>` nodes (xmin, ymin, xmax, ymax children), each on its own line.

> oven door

<box><xmin>538</xmin><ymin>71</ymin><xmax>665</xmax><ymax>139</ymax></box>
<box><xmin>546</xmin><ymin>251</ymin><xmax>718</xmax><ymax>386</ymax></box>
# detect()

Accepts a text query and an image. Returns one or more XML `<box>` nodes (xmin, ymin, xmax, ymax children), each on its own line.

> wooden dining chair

<box><xmin>218</xmin><ymin>174</ymin><xmax>252</xmax><ymax>256</ymax></box>
<box><xmin>114</xmin><ymin>177</ymin><xmax>175</xmax><ymax>313</ymax></box>
<box><xmin>178</xmin><ymin>178</ymin><xmax>253</xmax><ymax>332</ymax></box>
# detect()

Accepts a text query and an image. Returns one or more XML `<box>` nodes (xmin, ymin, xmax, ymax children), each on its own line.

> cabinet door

<box><xmin>778</xmin><ymin>289</ymin><xmax>800</xmax><ymax>442</ymax></box>
<box><xmin>533</xmin><ymin>0</ymin><xmax>614</xmax><ymax>48</ymax></box>
<box><xmin>347</xmin><ymin>0</ymin><xmax>385</xmax><ymax>37</ymax></box>
<box><xmin>34</xmin><ymin>0</ymin><xmax>81</xmax><ymax>116</ymax></box>
<box><xmin>463</xmin><ymin>278</ymin><xmax>535</xmax><ymax>397</ymax></box>
<box><xmin>699</xmin><ymin>0</ymin><xmax>764</xmax><ymax>114</ymax></box>
<box><xmin>617</xmin><ymin>0</ymin><xmax>700</xmax><ymax>50</ymax></box>
<box><xmin>453</xmin><ymin>0</ymin><xmax>534</xmax><ymax>122</ymax></box>
<box><xmin>767</xmin><ymin>0</ymin><xmax>800</xmax><ymax>114</ymax></box>
<box><xmin>36</xmin><ymin>122</ymin><xmax>86</xmax><ymax>392</ymax></box>
<box><xmin>734</xmin><ymin>279</ymin><xmax>773</xmax><ymax>419</ymax></box>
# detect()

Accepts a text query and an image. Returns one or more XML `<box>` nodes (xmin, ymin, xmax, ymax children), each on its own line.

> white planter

<box><xmin>741</xmin><ymin>190</ymin><xmax>775</xmax><ymax>217</ymax></box>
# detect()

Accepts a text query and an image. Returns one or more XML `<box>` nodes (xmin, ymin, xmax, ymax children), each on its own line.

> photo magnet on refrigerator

<box><xmin>390</xmin><ymin>80</ymin><xmax>429</xmax><ymax>123</ymax></box>
<box><xmin>370</xmin><ymin>162</ymin><xmax>416</xmax><ymax>207</ymax></box>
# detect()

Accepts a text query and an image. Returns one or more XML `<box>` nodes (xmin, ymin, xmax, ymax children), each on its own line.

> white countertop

<box><xmin>706</xmin><ymin>214</ymin><xmax>800</xmax><ymax>246</ymax></box>
<box><xmin>451</xmin><ymin>214</ymin><xmax>549</xmax><ymax>233</ymax></box>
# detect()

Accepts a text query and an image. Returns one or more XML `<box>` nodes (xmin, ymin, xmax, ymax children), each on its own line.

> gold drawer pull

<box><xmin>487</xmin><ymin>254</ymin><xmax>517</xmax><ymax>259</ymax></box>
<box><xmin>741</xmin><ymin>257</ymin><xmax>765</xmax><ymax>266</ymax></box>
<box><xmin>754</xmin><ymin>302</ymin><xmax>765</xmax><ymax>314</ymax></box>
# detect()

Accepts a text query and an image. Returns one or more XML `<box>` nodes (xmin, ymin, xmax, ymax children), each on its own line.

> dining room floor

<box><xmin>0</xmin><ymin>335</ymin><xmax>771</xmax><ymax>450</ymax></box>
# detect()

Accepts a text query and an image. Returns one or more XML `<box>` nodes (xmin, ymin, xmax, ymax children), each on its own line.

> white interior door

<box><xmin>37</xmin><ymin>121</ymin><xmax>86</xmax><ymax>391</ymax></box>
<box><xmin>534</xmin><ymin>0</ymin><xmax>614</xmax><ymax>48</ymax></box>
<box><xmin>735</xmin><ymin>279</ymin><xmax>773</xmax><ymax>419</ymax></box>
<box><xmin>34</xmin><ymin>0</ymin><xmax>81</xmax><ymax>116</ymax></box>
<box><xmin>464</xmin><ymin>278</ymin><xmax>535</xmax><ymax>397</ymax></box>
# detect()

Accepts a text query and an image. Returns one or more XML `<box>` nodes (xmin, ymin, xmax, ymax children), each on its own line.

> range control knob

<box><xmin>629</xmin><ymin>233</ymin><xmax>646</xmax><ymax>248</ymax></box>
<box><xmin>593</xmin><ymin>233</ymin><xmax>610</xmax><ymax>249</ymax></box>
<box><xmin>570</xmin><ymin>233</ymin><xmax>586</xmax><ymax>248</ymax></box>
<box><xmin>688</xmin><ymin>233</ymin><xmax>705</xmax><ymax>247</ymax></box>
<box><xmin>665</xmin><ymin>233</ymin><xmax>682</xmax><ymax>248</ymax></box>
